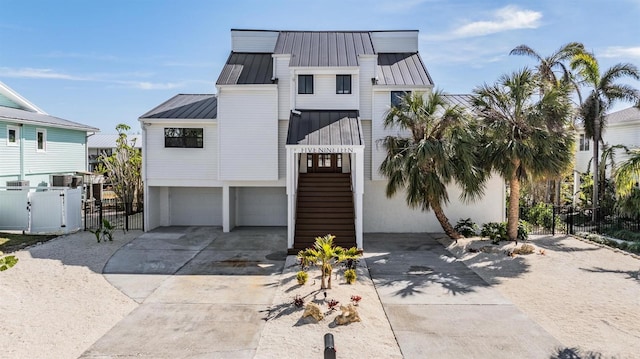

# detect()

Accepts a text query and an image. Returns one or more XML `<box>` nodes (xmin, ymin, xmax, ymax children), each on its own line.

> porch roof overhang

<box><xmin>286</xmin><ymin>109</ymin><xmax>363</xmax><ymax>147</ymax></box>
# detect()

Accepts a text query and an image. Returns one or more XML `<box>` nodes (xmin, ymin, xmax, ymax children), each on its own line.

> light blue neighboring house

<box><xmin>0</xmin><ymin>81</ymin><xmax>99</xmax><ymax>187</ymax></box>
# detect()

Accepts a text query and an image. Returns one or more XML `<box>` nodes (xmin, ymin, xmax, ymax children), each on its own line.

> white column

<box><xmin>286</xmin><ymin>147</ymin><xmax>295</xmax><ymax>248</ymax></box>
<box><xmin>354</xmin><ymin>147</ymin><xmax>364</xmax><ymax>249</ymax></box>
<box><xmin>223</xmin><ymin>185</ymin><xmax>230</xmax><ymax>232</ymax></box>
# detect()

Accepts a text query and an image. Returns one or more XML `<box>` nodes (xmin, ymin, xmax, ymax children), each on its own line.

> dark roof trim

<box><xmin>216</xmin><ymin>52</ymin><xmax>274</xmax><ymax>85</ymax></box>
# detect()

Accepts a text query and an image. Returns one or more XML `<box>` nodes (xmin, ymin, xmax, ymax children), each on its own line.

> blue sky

<box><xmin>2</xmin><ymin>0</ymin><xmax>639</xmax><ymax>133</ymax></box>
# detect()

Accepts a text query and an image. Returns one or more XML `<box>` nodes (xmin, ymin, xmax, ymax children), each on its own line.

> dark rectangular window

<box><xmin>164</xmin><ymin>128</ymin><xmax>204</xmax><ymax>148</ymax></box>
<box><xmin>36</xmin><ymin>129</ymin><xmax>46</xmax><ymax>151</ymax></box>
<box><xmin>298</xmin><ymin>75</ymin><xmax>314</xmax><ymax>94</ymax></box>
<box><xmin>336</xmin><ymin>75</ymin><xmax>351</xmax><ymax>94</ymax></box>
<box><xmin>579</xmin><ymin>133</ymin><xmax>590</xmax><ymax>151</ymax></box>
<box><xmin>391</xmin><ymin>91</ymin><xmax>411</xmax><ymax>107</ymax></box>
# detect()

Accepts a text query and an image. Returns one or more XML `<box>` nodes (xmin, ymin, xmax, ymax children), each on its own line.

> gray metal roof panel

<box><xmin>443</xmin><ymin>94</ymin><xmax>474</xmax><ymax>108</ymax></box>
<box><xmin>216</xmin><ymin>53</ymin><xmax>274</xmax><ymax>85</ymax></box>
<box><xmin>275</xmin><ymin>32</ymin><xmax>375</xmax><ymax>67</ymax></box>
<box><xmin>286</xmin><ymin>110</ymin><xmax>363</xmax><ymax>146</ymax></box>
<box><xmin>88</xmin><ymin>133</ymin><xmax>142</xmax><ymax>149</ymax></box>
<box><xmin>0</xmin><ymin>106</ymin><xmax>98</xmax><ymax>131</ymax></box>
<box><xmin>140</xmin><ymin>94</ymin><xmax>217</xmax><ymax>119</ymax></box>
<box><xmin>377</xmin><ymin>53</ymin><xmax>433</xmax><ymax>86</ymax></box>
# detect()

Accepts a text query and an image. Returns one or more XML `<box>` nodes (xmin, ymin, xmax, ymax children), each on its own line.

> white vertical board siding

<box><xmin>235</xmin><ymin>187</ymin><xmax>287</xmax><ymax>225</ymax></box>
<box><xmin>295</xmin><ymin>74</ymin><xmax>359</xmax><ymax>110</ymax></box>
<box><xmin>276</xmin><ymin>56</ymin><xmax>291</xmax><ymax>119</ymax></box>
<box><xmin>146</xmin><ymin>186</ymin><xmax>161</xmax><ymax>231</ymax></box>
<box><xmin>372</xmin><ymin>91</ymin><xmax>393</xmax><ymax>180</ymax></box>
<box><xmin>370</xmin><ymin>31</ymin><xmax>418</xmax><ymax>52</ymax></box>
<box><xmin>359</xmin><ymin>58</ymin><xmax>375</xmax><ymax>119</ymax></box>
<box><xmin>145</xmin><ymin>122</ymin><xmax>218</xmax><ymax>185</ymax></box>
<box><xmin>363</xmin><ymin>175</ymin><xmax>504</xmax><ymax>232</ymax></box>
<box><xmin>278</xmin><ymin>120</ymin><xmax>288</xmax><ymax>179</ymax></box>
<box><xmin>361</xmin><ymin>120</ymin><xmax>372</xmax><ymax>180</ymax></box>
<box><xmin>169</xmin><ymin>187</ymin><xmax>222</xmax><ymax>226</ymax></box>
<box><xmin>231</xmin><ymin>30</ymin><xmax>279</xmax><ymax>52</ymax></box>
<box><xmin>0</xmin><ymin>190</ymin><xmax>28</xmax><ymax>230</ymax></box>
<box><xmin>218</xmin><ymin>88</ymin><xmax>278</xmax><ymax>180</ymax></box>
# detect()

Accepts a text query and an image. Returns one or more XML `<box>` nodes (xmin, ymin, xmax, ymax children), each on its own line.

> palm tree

<box><xmin>570</xmin><ymin>53</ymin><xmax>640</xmax><ymax>217</ymax></box>
<box><xmin>614</xmin><ymin>148</ymin><xmax>640</xmax><ymax>198</ymax></box>
<box><xmin>379</xmin><ymin>90</ymin><xmax>486</xmax><ymax>240</ymax></box>
<box><xmin>297</xmin><ymin>234</ymin><xmax>360</xmax><ymax>289</ymax></box>
<box><xmin>474</xmin><ymin>69</ymin><xmax>574</xmax><ymax>241</ymax></box>
<box><xmin>510</xmin><ymin>42</ymin><xmax>586</xmax><ymax>204</ymax></box>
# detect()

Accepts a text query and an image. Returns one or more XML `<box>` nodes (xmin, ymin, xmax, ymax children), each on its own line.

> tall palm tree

<box><xmin>570</xmin><ymin>53</ymin><xmax>640</xmax><ymax>216</ymax></box>
<box><xmin>510</xmin><ymin>42</ymin><xmax>585</xmax><ymax>204</ymax></box>
<box><xmin>474</xmin><ymin>69</ymin><xmax>574</xmax><ymax>241</ymax></box>
<box><xmin>379</xmin><ymin>90</ymin><xmax>486</xmax><ymax>240</ymax></box>
<box><xmin>614</xmin><ymin>148</ymin><xmax>640</xmax><ymax>198</ymax></box>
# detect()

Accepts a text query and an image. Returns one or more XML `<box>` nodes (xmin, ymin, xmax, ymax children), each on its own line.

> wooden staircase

<box><xmin>293</xmin><ymin>173</ymin><xmax>356</xmax><ymax>252</ymax></box>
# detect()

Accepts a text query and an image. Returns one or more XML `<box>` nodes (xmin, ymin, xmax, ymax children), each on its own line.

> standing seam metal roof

<box><xmin>139</xmin><ymin>94</ymin><xmax>217</xmax><ymax>119</ymax></box>
<box><xmin>286</xmin><ymin>110</ymin><xmax>363</xmax><ymax>146</ymax></box>
<box><xmin>605</xmin><ymin>106</ymin><xmax>640</xmax><ymax>125</ymax></box>
<box><xmin>275</xmin><ymin>31</ymin><xmax>375</xmax><ymax>67</ymax></box>
<box><xmin>216</xmin><ymin>53</ymin><xmax>274</xmax><ymax>85</ymax></box>
<box><xmin>377</xmin><ymin>53</ymin><xmax>433</xmax><ymax>86</ymax></box>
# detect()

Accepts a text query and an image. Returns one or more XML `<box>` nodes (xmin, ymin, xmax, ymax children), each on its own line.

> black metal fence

<box><xmin>518</xmin><ymin>204</ymin><xmax>640</xmax><ymax>237</ymax></box>
<box><xmin>83</xmin><ymin>200</ymin><xmax>144</xmax><ymax>231</ymax></box>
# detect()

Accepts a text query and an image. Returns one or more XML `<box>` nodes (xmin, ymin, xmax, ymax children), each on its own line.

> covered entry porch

<box><xmin>285</xmin><ymin>110</ymin><xmax>364</xmax><ymax>252</ymax></box>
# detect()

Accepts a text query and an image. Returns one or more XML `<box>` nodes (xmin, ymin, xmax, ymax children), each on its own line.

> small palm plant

<box><xmin>297</xmin><ymin>234</ymin><xmax>361</xmax><ymax>289</ymax></box>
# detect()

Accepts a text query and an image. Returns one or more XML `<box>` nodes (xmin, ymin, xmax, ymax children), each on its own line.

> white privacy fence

<box><xmin>0</xmin><ymin>187</ymin><xmax>82</xmax><ymax>234</ymax></box>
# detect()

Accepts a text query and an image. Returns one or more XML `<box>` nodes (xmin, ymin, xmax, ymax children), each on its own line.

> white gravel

<box><xmin>0</xmin><ymin>231</ymin><xmax>140</xmax><ymax>359</ymax></box>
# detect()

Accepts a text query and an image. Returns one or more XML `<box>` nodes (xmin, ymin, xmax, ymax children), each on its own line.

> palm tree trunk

<box><xmin>507</xmin><ymin>166</ymin><xmax>521</xmax><ymax>242</ymax></box>
<box><xmin>431</xmin><ymin>201</ymin><xmax>462</xmax><ymax>241</ymax></box>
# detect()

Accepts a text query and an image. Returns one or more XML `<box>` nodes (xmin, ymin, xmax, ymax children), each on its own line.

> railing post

<box><xmin>125</xmin><ymin>202</ymin><xmax>130</xmax><ymax>231</ymax></box>
<box><xmin>552</xmin><ymin>206</ymin><xmax>556</xmax><ymax>236</ymax></box>
<box><xmin>98</xmin><ymin>200</ymin><xmax>103</xmax><ymax>228</ymax></box>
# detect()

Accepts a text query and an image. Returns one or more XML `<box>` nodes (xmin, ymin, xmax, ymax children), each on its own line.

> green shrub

<box><xmin>0</xmin><ymin>252</ymin><xmax>18</xmax><ymax>271</ymax></box>
<box><xmin>527</xmin><ymin>203</ymin><xmax>554</xmax><ymax>229</ymax></box>
<box><xmin>296</xmin><ymin>270</ymin><xmax>308</xmax><ymax>285</ymax></box>
<box><xmin>344</xmin><ymin>268</ymin><xmax>357</xmax><ymax>284</ymax></box>
<box><xmin>481</xmin><ymin>221</ymin><xmax>529</xmax><ymax>244</ymax></box>
<box><xmin>454</xmin><ymin>218</ymin><xmax>478</xmax><ymax>237</ymax></box>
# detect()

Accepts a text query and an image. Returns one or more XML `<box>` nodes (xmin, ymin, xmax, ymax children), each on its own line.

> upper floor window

<box><xmin>579</xmin><ymin>133</ymin><xmax>590</xmax><ymax>152</ymax></box>
<box><xmin>6</xmin><ymin>125</ymin><xmax>18</xmax><ymax>146</ymax></box>
<box><xmin>164</xmin><ymin>128</ymin><xmax>204</xmax><ymax>148</ymax></box>
<box><xmin>336</xmin><ymin>75</ymin><xmax>352</xmax><ymax>94</ymax></box>
<box><xmin>36</xmin><ymin>128</ymin><xmax>46</xmax><ymax>152</ymax></box>
<box><xmin>298</xmin><ymin>75</ymin><xmax>314</xmax><ymax>94</ymax></box>
<box><xmin>391</xmin><ymin>91</ymin><xmax>411</xmax><ymax>108</ymax></box>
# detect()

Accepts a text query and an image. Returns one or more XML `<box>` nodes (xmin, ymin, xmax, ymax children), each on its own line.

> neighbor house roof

<box><xmin>605</xmin><ymin>106</ymin><xmax>640</xmax><ymax>125</ymax></box>
<box><xmin>274</xmin><ymin>31</ymin><xmax>375</xmax><ymax>67</ymax></box>
<box><xmin>140</xmin><ymin>94</ymin><xmax>217</xmax><ymax>119</ymax></box>
<box><xmin>286</xmin><ymin>110</ymin><xmax>363</xmax><ymax>146</ymax></box>
<box><xmin>216</xmin><ymin>53</ymin><xmax>274</xmax><ymax>85</ymax></box>
<box><xmin>443</xmin><ymin>94</ymin><xmax>474</xmax><ymax>108</ymax></box>
<box><xmin>377</xmin><ymin>53</ymin><xmax>433</xmax><ymax>86</ymax></box>
<box><xmin>0</xmin><ymin>106</ymin><xmax>99</xmax><ymax>132</ymax></box>
<box><xmin>88</xmin><ymin>133</ymin><xmax>142</xmax><ymax>149</ymax></box>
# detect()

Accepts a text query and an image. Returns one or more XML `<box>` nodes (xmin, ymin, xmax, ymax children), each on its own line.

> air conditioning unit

<box><xmin>52</xmin><ymin>175</ymin><xmax>73</xmax><ymax>187</ymax></box>
<box><xmin>6</xmin><ymin>180</ymin><xmax>30</xmax><ymax>190</ymax></box>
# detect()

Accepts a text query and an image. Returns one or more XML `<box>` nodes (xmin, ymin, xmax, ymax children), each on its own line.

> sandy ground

<box><xmin>0</xmin><ymin>230</ymin><xmax>140</xmax><ymax>359</ymax></box>
<box><xmin>439</xmin><ymin>235</ymin><xmax>640</xmax><ymax>359</ymax></box>
<box><xmin>256</xmin><ymin>256</ymin><xmax>402</xmax><ymax>358</ymax></box>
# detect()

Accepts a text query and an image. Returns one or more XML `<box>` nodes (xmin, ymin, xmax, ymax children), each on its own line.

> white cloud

<box><xmin>0</xmin><ymin>67</ymin><xmax>87</xmax><ymax>80</ymax></box>
<box><xmin>601</xmin><ymin>46</ymin><xmax>640</xmax><ymax>59</ymax></box>
<box><xmin>123</xmin><ymin>81</ymin><xmax>184</xmax><ymax>90</ymax></box>
<box><xmin>440</xmin><ymin>5</ymin><xmax>542</xmax><ymax>40</ymax></box>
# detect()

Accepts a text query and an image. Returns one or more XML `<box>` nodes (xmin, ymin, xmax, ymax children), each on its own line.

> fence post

<box><xmin>125</xmin><ymin>202</ymin><xmax>130</xmax><ymax>231</ymax></box>
<box><xmin>84</xmin><ymin>201</ymin><xmax>87</xmax><ymax>231</ymax></box>
<box><xmin>568</xmin><ymin>206</ymin><xmax>573</xmax><ymax>235</ymax></box>
<box><xmin>98</xmin><ymin>200</ymin><xmax>103</xmax><ymax>227</ymax></box>
<box><xmin>552</xmin><ymin>206</ymin><xmax>556</xmax><ymax>236</ymax></box>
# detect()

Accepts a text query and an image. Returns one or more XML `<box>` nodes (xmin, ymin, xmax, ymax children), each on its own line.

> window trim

<box><xmin>298</xmin><ymin>75</ymin><xmax>314</xmax><ymax>94</ymax></box>
<box><xmin>336</xmin><ymin>75</ymin><xmax>352</xmax><ymax>94</ymax></box>
<box><xmin>164</xmin><ymin>127</ymin><xmax>204</xmax><ymax>148</ymax></box>
<box><xmin>36</xmin><ymin>128</ymin><xmax>47</xmax><ymax>152</ymax></box>
<box><xmin>7</xmin><ymin>125</ymin><xmax>19</xmax><ymax>147</ymax></box>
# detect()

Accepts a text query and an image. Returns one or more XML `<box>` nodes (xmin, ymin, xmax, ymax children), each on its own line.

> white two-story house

<box><xmin>139</xmin><ymin>29</ymin><xmax>505</xmax><ymax>251</ymax></box>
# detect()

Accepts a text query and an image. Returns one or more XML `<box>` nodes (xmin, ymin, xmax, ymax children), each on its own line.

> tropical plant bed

<box><xmin>0</xmin><ymin>232</ymin><xmax>59</xmax><ymax>253</ymax></box>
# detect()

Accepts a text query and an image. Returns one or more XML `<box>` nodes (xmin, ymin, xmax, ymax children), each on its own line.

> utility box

<box><xmin>52</xmin><ymin>175</ymin><xmax>73</xmax><ymax>187</ymax></box>
<box><xmin>6</xmin><ymin>180</ymin><xmax>30</xmax><ymax>190</ymax></box>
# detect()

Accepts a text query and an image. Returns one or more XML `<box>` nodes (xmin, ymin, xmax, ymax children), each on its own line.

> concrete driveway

<box><xmin>80</xmin><ymin>226</ymin><xmax>287</xmax><ymax>359</ymax></box>
<box><xmin>364</xmin><ymin>233</ymin><xmax>562</xmax><ymax>358</ymax></box>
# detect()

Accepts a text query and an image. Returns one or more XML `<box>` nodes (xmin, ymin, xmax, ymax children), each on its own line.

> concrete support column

<box><xmin>286</xmin><ymin>147</ymin><xmax>295</xmax><ymax>248</ymax></box>
<box><xmin>159</xmin><ymin>187</ymin><xmax>170</xmax><ymax>226</ymax></box>
<box><xmin>222</xmin><ymin>186</ymin><xmax>236</xmax><ymax>232</ymax></box>
<box><xmin>354</xmin><ymin>147</ymin><xmax>364</xmax><ymax>249</ymax></box>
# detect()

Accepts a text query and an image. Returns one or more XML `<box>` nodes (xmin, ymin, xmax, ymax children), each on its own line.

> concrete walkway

<box><xmin>82</xmin><ymin>227</ymin><xmax>563</xmax><ymax>358</ymax></box>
